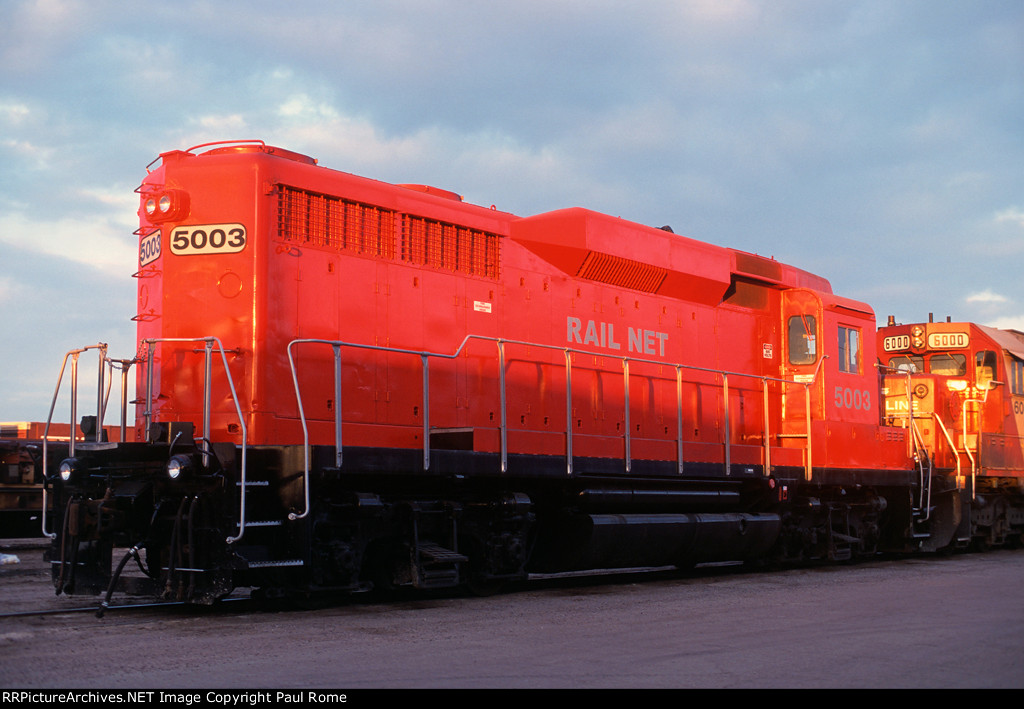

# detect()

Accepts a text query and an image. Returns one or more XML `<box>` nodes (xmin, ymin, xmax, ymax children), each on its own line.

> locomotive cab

<box><xmin>775</xmin><ymin>289</ymin><xmax>913</xmax><ymax>559</ymax></box>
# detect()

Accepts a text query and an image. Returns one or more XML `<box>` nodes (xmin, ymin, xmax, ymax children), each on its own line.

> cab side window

<box><xmin>838</xmin><ymin>326</ymin><xmax>860</xmax><ymax>374</ymax></box>
<box><xmin>975</xmin><ymin>350</ymin><xmax>997</xmax><ymax>388</ymax></box>
<box><xmin>788</xmin><ymin>315</ymin><xmax>817</xmax><ymax>365</ymax></box>
<box><xmin>1009</xmin><ymin>356</ymin><xmax>1024</xmax><ymax>396</ymax></box>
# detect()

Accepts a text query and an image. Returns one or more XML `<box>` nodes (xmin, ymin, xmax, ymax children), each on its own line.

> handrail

<box><xmin>878</xmin><ymin>364</ymin><xmax>934</xmax><ymax>514</ymax></box>
<box><xmin>41</xmin><ymin>344</ymin><xmax>108</xmax><ymax>539</ymax></box>
<box><xmin>930</xmin><ymin>413</ymin><xmax>960</xmax><ymax>481</ymax></box>
<box><xmin>958</xmin><ymin>387</ymin><xmax>998</xmax><ymax>501</ymax></box>
<box><xmin>894</xmin><ymin>409</ymin><xmax>957</xmax><ymax>520</ymax></box>
<box><xmin>958</xmin><ymin>403</ymin><xmax>977</xmax><ymax>498</ymax></box>
<box><xmin>804</xmin><ymin>355</ymin><xmax>828</xmax><ymax>481</ymax></box>
<box><xmin>110</xmin><ymin>358</ymin><xmax>135</xmax><ymax>442</ymax></box>
<box><xmin>907</xmin><ymin>416</ymin><xmax>932</xmax><ymax>519</ymax></box>
<box><xmin>142</xmin><ymin>337</ymin><xmax>249</xmax><ymax>543</ymax></box>
<box><xmin>287</xmin><ymin>335</ymin><xmax>823</xmax><ymax>521</ymax></box>
<box><xmin>880</xmin><ymin>363</ymin><xmax>989</xmax><ymax>507</ymax></box>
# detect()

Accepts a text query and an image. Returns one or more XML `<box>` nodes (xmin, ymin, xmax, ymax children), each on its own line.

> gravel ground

<box><xmin>2</xmin><ymin>538</ymin><xmax>1023</xmax><ymax>689</ymax></box>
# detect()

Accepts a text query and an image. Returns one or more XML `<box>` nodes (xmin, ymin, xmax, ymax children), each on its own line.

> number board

<box><xmin>170</xmin><ymin>224</ymin><xmax>247</xmax><ymax>255</ymax></box>
<box><xmin>139</xmin><ymin>230</ymin><xmax>161</xmax><ymax>267</ymax></box>
<box><xmin>927</xmin><ymin>332</ymin><xmax>969</xmax><ymax>349</ymax></box>
<box><xmin>882</xmin><ymin>335</ymin><xmax>910</xmax><ymax>352</ymax></box>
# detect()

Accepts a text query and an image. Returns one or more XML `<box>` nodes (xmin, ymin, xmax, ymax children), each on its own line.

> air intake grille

<box><xmin>734</xmin><ymin>252</ymin><xmax>782</xmax><ymax>281</ymax></box>
<box><xmin>576</xmin><ymin>251</ymin><xmax>667</xmax><ymax>293</ymax></box>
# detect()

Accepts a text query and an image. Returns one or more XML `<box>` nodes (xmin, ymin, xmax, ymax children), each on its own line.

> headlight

<box><xmin>58</xmin><ymin>458</ymin><xmax>81</xmax><ymax>482</ymax></box>
<box><xmin>167</xmin><ymin>454</ymin><xmax>193</xmax><ymax>480</ymax></box>
<box><xmin>140</xmin><ymin>189</ymin><xmax>190</xmax><ymax>223</ymax></box>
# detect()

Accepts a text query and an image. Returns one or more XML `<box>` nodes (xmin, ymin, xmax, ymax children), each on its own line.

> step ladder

<box><xmin>415</xmin><ymin>541</ymin><xmax>468</xmax><ymax>588</ymax></box>
<box><xmin>231</xmin><ymin>478</ymin><xmax>306</xmax><ymax>571</ymax></box>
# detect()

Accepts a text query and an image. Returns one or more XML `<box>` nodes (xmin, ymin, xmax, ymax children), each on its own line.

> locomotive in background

<box><xmin>878</xmin><ymin>318</ymin><xmax>1024</xmax><ymax>550</ymax></box>
<box><xmin>42</xmin><ymin>141</ymin><xmax>1024</xmax><ymax>604</ymax></box>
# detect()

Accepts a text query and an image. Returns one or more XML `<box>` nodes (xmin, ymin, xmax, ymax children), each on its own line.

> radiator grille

<box><xmin>277</xmin><ymin>186</ymin><xmax>396</xmax><ymax>258</ymax></box>
<box><xmin>401</xmin><ymin>215</ymin><xmax>501</xmax><ymax>279</ymax></box>
<box><xmin>277</xmin><ymin>185</ymin><xmax>501</xmax><ymax>279</ymax></box>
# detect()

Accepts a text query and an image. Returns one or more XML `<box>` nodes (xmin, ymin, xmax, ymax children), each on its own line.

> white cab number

<box><xmin>170</xmin><ymin>224</ymin><xmax>247</xmax><ymax>256</ymax></box>
<box><xmin>139</xmin><ymin>231</ymin><xmax>161</xmax><ymax>267</ymax></box>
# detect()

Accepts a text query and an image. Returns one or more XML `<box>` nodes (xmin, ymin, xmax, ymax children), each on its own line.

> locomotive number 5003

<box><xmin>170</xmin><ymin>223</ymin><xmax>247</xmax><ymax>255</ymax></box>
<box><xmin>835</xmin><ymin>386</ymin><xmax>871</xmax><ymax>411</ymax></box>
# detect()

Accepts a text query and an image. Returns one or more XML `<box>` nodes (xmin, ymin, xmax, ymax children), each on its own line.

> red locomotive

<box><xmin>879</xmin><ymin>317</ymin><xmax>1024</xmax><ymax>549</ymax></box>
<box><xmin>42</xmin><ymin>141</ymin><xmax>1017</xmax><ymax>605</ymax></box>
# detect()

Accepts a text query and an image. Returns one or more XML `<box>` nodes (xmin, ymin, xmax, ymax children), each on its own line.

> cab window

<box><xmin>975</xmin><ymin>350</ymin><xmax>997</xmax><ymax>388</ymax></box>
<box><xmin>838</xmin><ymin>326</ymin><xmax>860</xmax><ymax>374</ymax></box>
<box><xmin>928</xmin><ymin>353</ymin><xmax>966</xmax><ymax>376</ymax></box>
<box><xmin>788</xmin><ymin>315</ymin><xmax>817</xmax><ymax>365</ymax></box>
<box><xmin>1009</xmin><ymin>356</ymin><xmax>1024</xmax><ymax>396</ymax></box>
<box><xmin>889</xmin><ymin>355</ymin><xmax>924</xmax><ymax>373</ymax></box>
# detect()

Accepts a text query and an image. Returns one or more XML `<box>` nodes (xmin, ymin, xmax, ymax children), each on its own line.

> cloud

<box><xmin>967</xmin><ymin>290</ymin><xmax>1010</xmax><ymax>304</ymax></box>
<box><xmin>0</xmin><ymin>211</ymin><xmax>137</xmax><ymax>277</ymax></box>
<box><xmin>0</xmin><ymin>275</ymin><xmax>14</xmax><ymax>306</ymax></box>
<box><xmin>986</xmin><ymin>315</ymin><xmax>1024</xmax><ymax>332</ymax></box>
<box><xmin>0</xmin><ymin>0</ymin><xmax>96</xmax><ymax>73</ymax></box>
<box><xmin>995</xmin><ymin>208</ymin><xmax>1024</xmax><ymax>227</ymax></box>
<box><xmin>0</xmin><ymin>99</ymin><xmax>31</xmax><ymax>124</ymax></box>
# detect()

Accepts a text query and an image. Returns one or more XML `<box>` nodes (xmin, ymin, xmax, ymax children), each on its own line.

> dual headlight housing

<box><xmin>141</xmin><ymin>188</ymin><xmax>190</xmax><ymax>223</ymax></box>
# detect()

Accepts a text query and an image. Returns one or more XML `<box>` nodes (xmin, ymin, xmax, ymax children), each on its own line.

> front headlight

<box><xmin>167</xmin><ymin>454</ymin><xmax>193</xmax><ymax>480</ymax></box>
<box><xmin>58</xmin><ymin>458</ymin><xmax>81</xmax><ymax>482</ymax></box>
<box><xmin>141</xmin><ymin>189</ymin><xmax>190</xmax><ymax>223</ymax></box>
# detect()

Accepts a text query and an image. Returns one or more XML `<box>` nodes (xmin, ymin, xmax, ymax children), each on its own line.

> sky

<box><xmin>1</xmin><ymin>0</ymin><xmax>1022</xmax><ymax>424</ymax></box>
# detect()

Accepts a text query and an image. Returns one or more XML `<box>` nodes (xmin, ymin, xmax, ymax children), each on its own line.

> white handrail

<box><xmin>40</xmin><ymin>344</ymin><xmax>108</xmax><ymax>539</ymax></box>
<box><xmin>286</xmin><ymin>335</ymin><xmax>822</xmax><ymax>521</ymax></box>
<box><xmin>142</xmin><ymin>337</ymin><xmax>249</xmax><ymax>543</ymax></box>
